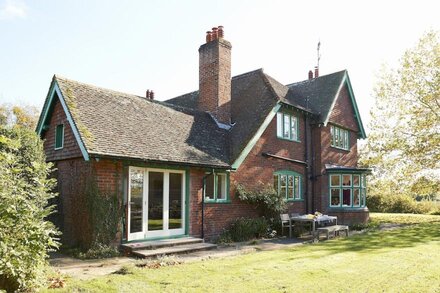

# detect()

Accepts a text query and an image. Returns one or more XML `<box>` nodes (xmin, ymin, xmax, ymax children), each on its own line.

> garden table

<box><xmin>289</xmin><ymin>215</ymin><xmax>337</xmax><ymax>237</ymax></box>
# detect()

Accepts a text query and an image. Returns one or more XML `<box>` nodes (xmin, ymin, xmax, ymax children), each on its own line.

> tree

<box><xmin>360</xmin><ymin>30</ymin><xmax>440</xmax><ymax>202</ymax></box>
<box><xmin>0</xmin><ymin>125</ymin><xmax>59</xmax><ymax>291</ymax></box>
<box><xmin>0</xmin><ymin>104</ymin><xmax>40</xmax><ymax>130</ymax></box>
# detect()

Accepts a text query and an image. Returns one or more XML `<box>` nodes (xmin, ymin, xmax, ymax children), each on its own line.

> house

<box><xmin>36</xmin><ymin>26</ymin><xmax>369</xmax><ymax>247</ymax></box>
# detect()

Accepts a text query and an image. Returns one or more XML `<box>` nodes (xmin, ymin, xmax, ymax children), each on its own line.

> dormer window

<box><xmin>330</xmin><ymin>125</ymin><xmax>349</xmax><ymax>150</ymax></box>
<box><xmin>276</xmin><ymin>112</ymin><xmax>299</xmax><ymax>141</ymax></box>
<box><xmin>55</xmin><ymin>124</ymin><xmax>64</xmax><ymax>150</ymax></box>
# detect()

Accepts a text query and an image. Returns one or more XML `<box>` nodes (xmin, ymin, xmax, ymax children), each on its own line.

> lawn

<box><xmin>46</xmin><ymin>213</ymin><xmax>440</xmax><ymax>292</ymax></box>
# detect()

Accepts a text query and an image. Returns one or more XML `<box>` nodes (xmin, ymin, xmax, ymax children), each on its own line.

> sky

<box><xmin>0</xmin><ymin>0</ymin><xmax>439</xmax><ymax>131</ymax></box>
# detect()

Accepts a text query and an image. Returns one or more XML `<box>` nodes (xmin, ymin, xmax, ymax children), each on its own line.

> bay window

<box><xmin>329</xmin><ymin>173</ymin><xmax>366</xmax><ymax>208</ymax></box>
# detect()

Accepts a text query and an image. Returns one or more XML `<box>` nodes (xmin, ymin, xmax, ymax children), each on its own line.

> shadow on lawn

<box><xmin>290</xmin><ymin>221</ymin><xmax>440</xmax><ymax>259</ymax></box>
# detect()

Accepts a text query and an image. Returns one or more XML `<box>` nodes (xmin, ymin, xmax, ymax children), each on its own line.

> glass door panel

<box><xmin>128</xmin><ymin>169</ymin><xmax>144</xmax><ymax>241</ymax></box>
<box><xmin>148</xmin><ymin>172</ymin><xmax>164</xmax><ymax>231</ymax></box>
<box><xmin>169</xmin><ymin>173</ymin><xmax>183</xmax><ymax>229</ymax></box>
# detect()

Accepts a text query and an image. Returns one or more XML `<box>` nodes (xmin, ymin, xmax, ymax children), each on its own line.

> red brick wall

<box><xmin>42</xmin><ymin>98</ymin><xmax>83</xmax><ymax>161</ymax></box>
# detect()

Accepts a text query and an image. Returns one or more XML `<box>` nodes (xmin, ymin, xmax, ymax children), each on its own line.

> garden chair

<box><xmin>280</xmin><ymin>214</ymin><xmax>292</xmax><ymax>237</ymax></box>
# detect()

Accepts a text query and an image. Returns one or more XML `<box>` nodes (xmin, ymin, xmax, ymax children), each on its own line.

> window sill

<box><xmin>328</xmin><ymin>207</ymin><xmax>369</xmax><ymax>212</ymax></box>
<box><xmin>204</xmin><ymin>200</ymin><xmax>231</xmax><ymax>204</ymax></box>
<box><xmin>54</xmin><ymin>147</ymin><xmax>64</xmax><ymax>150</ymax></box>
<box><xmin>277</xmin><ymin>136</ymin><xmax>301</xmax><ymax>143</ymax></box>
<box><xmin>286</xmin><ymin>199</ymin><xmax>304</xmax><ymax>202</ymax></box>
<box><xmin>330</xmin><ymin>146</ymin><xmax>350</xmax><ymax>152</ymax></box>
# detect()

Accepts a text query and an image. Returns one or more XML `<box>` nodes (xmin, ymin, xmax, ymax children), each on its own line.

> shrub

<box><xmin>68</xmin><ymin>242</ymin><xmax>120</xmax><ymax>260</ymax></box>
<box><xmin>367</xmin><ymin>192</ymin><xmax>439</xmax><ymax>214</ymax></box>
<box><xmin>236</xmin><ymin>183</ymin><xmax>286</xmax><ymax>219</ymax></box>
<box><xmin>0</xmin><ymin>126</ymin><xmax>59</xmax><ymax>291</ymax></box>
<box><xmin>218</xmin><ymin>217</ymin><xmax>269</xmax><ymax>243</ymax></box>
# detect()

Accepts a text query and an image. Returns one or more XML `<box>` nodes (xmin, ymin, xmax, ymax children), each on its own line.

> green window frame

<box><xmin>274</xmin><ymin>171</ymin><xmax>303</xmax><ymax>201</ymax></box>
<box><xmin>55</xmin><ymin>124</ymin><xmax>64</xmax><ymax>150</ymax></box>
<box><xmin>330</xmin><ymin>125</ymin><xmax>349</xmax><ymax>150</ymax></box>
<box><xmin>204</xmin><ymin>172</ymin><xmax>230</xmax><ymax>203</ymax></box>
<box><xmin>329</xmin><ymin>173</ymin><xmax>367</xmax><ymax>208</ymax></box>
<box><xmin>276</xmin><ymin>112</ymin><xmax>299</xmax><ymax>141</ymax></box>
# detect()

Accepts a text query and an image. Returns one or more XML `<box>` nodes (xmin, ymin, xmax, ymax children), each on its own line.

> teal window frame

<box><xmin>329</xmin><ymin>173</ymin><xmax>367</xmax><ymax>208</ymax></box>
<box><xmin>274</xmin><ymin>171</ymin><xmax>303</xmax><ymax>201</ymax></box>
<box><xmin>204</xmin><ymin>172</ymin><xmax>230</xmax><ymax>203</ymax></box>
<box><xmin>55</xmin><ymin>124</ymin><xmax>64</xmax><ymax>150</ymax></box>
<box><xmin>276</xmin><ymin>112</ymin><xmax>299</xmax><ymax>142</ymax></box>
<box><xmin>330</xmin><ymin>125</ymin><xmax>349</xmax><ymax>150</ymax></box>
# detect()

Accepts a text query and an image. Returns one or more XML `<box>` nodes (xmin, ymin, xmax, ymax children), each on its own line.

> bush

<box><xmin>64</xmin><ymin>242</ymin><xmax>120</xmax><ymax>260</ymax></box>
<box><xmin>0</xmin><ymin>126</ymin><xmax>59</xmax><ymax>291</ymax></box>
<box><xmin>218</xmin><ymin>217</ymin><xmax>269</xmax><ymax>243</ymax></box>
<box><xmin>236</xmin><ymin>184</ymin><xmax>286</xmax><ymax>219</ymax></box>
<box><xmin>367</xmin><ymin>192</ymin><xmax>439</xmax><ymax>214</ymax></box>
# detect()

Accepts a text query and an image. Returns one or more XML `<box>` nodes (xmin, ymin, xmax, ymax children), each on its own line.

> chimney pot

<box><xmin>217</xmin><ymin>26</ymin><xmax>224</xmax><ymax>38</ymax></box>
<box><xmin>146</xmin><ymin>89</ymin><xmax>150</xmax><ymax>99</ymax></box>
<box><xmin>211</xmin><ymin>27</ymin><xmax>218</xmax><ymax>40</ymax></box>
<box><xmin>206</xmin><ymin>31</ymin><xmax>212</xmax><ymax>43</ymax></box>
<box><xmin>308</xmin><ymin>70</ymin><xmax>313</xmax><ymax>80</ymax></box>
<box><xmin>314</xmin><ymin>66</ymin><xmax>319</xmax><ymax>78</ymax></box>
<box><xmin>150</xmin><ymin>90</ymin><xmax>155</xmax><ymax>100</ymax></box>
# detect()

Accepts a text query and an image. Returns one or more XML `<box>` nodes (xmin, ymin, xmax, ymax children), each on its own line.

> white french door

<box><xmin>127</xmin><ymin>167</ymin><xmax>185</xmax><ymax>241</ymax></box>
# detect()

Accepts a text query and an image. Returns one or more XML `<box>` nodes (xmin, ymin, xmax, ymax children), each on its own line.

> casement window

<box><xmin>273</xmin><ymin>171</ymin><xmax>302</xmax><ymax>201</ymax></box>
<box><xmin>55</xmin><ymin>124</ymin><xmax>64</xmax><ymax>150</ymax></box>
<box><xmin>330</xmin><ymin>125</ymin><xmax>349</xmax><ymax>150</ymax></box>
<box><xmin>276</xmin><ymin>112</ymin><xmax>299</xmax><ymax>141</ymax></box>
<box><xmin>204</xmin><ymin>173</ymin><xmax>229</xmax><ymax>203</ymax></box>
<box><xmin>329</xmin><ymin>174</ymin><xmax>366</xmax><ymax>208</ymax></box>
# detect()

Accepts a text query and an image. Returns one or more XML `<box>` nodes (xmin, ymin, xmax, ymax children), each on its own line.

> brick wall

<box><xmin>42</xmin><ymin>97</ymin><xmax>83</xmax><ymax>161</ymax></box>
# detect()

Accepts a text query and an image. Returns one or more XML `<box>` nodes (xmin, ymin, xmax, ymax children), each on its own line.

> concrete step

<box><xmin>121</xmin><ymin>237</ymin><xmax>203</xmax><ymax>252</ymax></box>
<box><xmin>132</xmin><ymin>242</ymin><xmax>218</xmax><ymax>258</ymax></box>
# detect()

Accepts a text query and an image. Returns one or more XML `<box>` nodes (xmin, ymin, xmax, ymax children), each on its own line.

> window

<box><xmin>276</xmin><ymin>112</ymin><xmax>299</xmax><ymax>141</ymax></box>
<box><xmin>55</xmin><ymin>124</ymin><xmax>64</xmax><ymax>149</ymax></box>
<box><xmin>329</xmin><ymin>173</ymin><xmax>367</xmax><ymax>208</ymax></box>
<box><xmin>204</xmin><ymin>173</ymin><xmax>229</xmax><ymax>202</ymax></box>
<box><xmin>330</xmin><ymin>125</ymin><xmax>349</xmax><ymax>150</ymax></box>
<box><xmin>274</xmin><ymin>171</ymin><xmax>302</xmax><ymax>201</ymax></box>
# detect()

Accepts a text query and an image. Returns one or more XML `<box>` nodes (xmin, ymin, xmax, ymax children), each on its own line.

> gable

<box><xmin>37</xmin><ymin>79</ymin><xmax>90</xmax><ymax>161</ymax></box>
<box><xmin>324</xmin><ymin>74</ymin><xmax>366</xmax><ymax>138</ymax></box>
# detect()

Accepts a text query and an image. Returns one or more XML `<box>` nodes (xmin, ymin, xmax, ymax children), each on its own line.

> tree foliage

<box><xmin>0</xmin><ymin>125</ymin><xmax>59</xmax><ymax>291</ymax></box>
<box><xmin>0</xmin><ymin>104</ymin><xmax>40</xmax><ymax>130</ymax></box>
<box><xmin>360</xmin><ymin>30</ymin><xmax>440</xmax><ymax>203</ymax></box>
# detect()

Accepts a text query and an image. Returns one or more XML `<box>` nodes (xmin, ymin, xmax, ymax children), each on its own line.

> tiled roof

<box><xmin>52</xmin><ymin>76</ymin><xmax>230</xmax><ymax>168</ymax></box>
<box><xmin>40</xmin><ymin>68</ymin><xmax>349</xmax><ymax>168</ymax></box>
<box><xmin>286</xmin><ymin>70</ymin><xmax>347</xmax><ymax>122</ymax></box>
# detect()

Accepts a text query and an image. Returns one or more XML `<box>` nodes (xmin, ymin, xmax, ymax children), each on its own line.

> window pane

<box><xmin>276</xmin><ymin>113</ymin><xmax>283</xmax><ymax>137</ymax></box>
<box><xmin>342</xmin><ymin>188</ymin><xmax>351</xmax><ymax>206</ymax></box>
<box><xmin>342</xmin><ymin>175</ymin><xmax>352</xmax><ymax>186</ymax></box>
<box><xmin>353</xmin><ymin>175</ymin><xmax>360</xmax><ymax>187</ymax></box>
<box><xmin>129</xmin><ymin>169</ymin><xmax>143</xmax><ymax>233</ymax></box>
<box><xmin>217</xmin><ymin>174</ymin><xmax>226</xmax><ymax>200</ymax></box>
<box><xmin>344</xmin><ymin>131</ymin><xmax>349</xmax><ymax>149</ymax></box>
<box><xmin>353</xmin><ymin>189</ymin><xmax>360</xmax><ymax>206</ymax></box>
<box><xmin>283</xmin><ymin>114</ymin><xmax>290</xmax><ymax>138</ymax></box>
<box><xmin>273</xmin><ymin>175</ymin><xmax>279</xmax><ymax>191</ymax></box>
<box><xmin>330</xmin><ymin>189</ymin><xmax>341</xmax><ymax>206</ymax></box>
<box><xmin>294</xmin><ymin>176</ymin><xmax>300</xmax><ymax>199</ymax></box>
<box><xmin>291</xmin><ymin>116</ymin><xmax>297</xmax><ymax>140</ymax></box>
<box><xmin>330</xmin><ymin>175</ymin><xmax>340</xmax><ymax>187</ymax></box>
<box><xmin>361</xmin><ymin>188</ymin><xmax>366</xmax><ymax>206</ymax></box>
<box><xmin>205</xmin><ymin>174</ymin><xmax>214</xmax><ymax>200</ymax></box>
<box><xmin>55</xmin><ymin>124</ymin><xmax>63</xmax><ymax>149</ymax></box>
<box><xmin>280</xmin><ymin>175</ymin><xmax>287</xmax><ymax>198</ymax></box>
<box><xmin>335</xmin><ymin>128</ymin><xmax>339</xmax><ymax>147</ymax></box>
<box><xmin>148</xmin><ymin>172</ymin><xmax>164</xmax><ymax>231</ymax></box>
<box><xmin>287</xmin><ymin>176</ymin><xmax>294</xmax><ymax>199</ymax></box>
<box><xmin>169</xmin><ymin>173</ymin><xmax>182</xmax><ymax>229</ymax></box>
<box><xmin>330</xmin><ymin>126</ymin><xmax>335</xmax><ymax>146</ymax></box>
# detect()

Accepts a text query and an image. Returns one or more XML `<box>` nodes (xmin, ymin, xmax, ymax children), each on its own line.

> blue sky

<box><xmin>1</xmin><ymin>0</ymin><xmax>439</xmax><ymax>129</ymax></box>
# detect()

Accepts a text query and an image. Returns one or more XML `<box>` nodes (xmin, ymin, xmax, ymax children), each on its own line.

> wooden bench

<box><xmin>317</xmin><ymin>225</ymin><xmax>349</xmax><ymax>240</ymax></box>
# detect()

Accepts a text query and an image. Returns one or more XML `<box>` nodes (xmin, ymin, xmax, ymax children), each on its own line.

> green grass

<box><xmin>46</xmin><ymin>213</ymin><xmax>440</xmax><ymax>292</ymax></box>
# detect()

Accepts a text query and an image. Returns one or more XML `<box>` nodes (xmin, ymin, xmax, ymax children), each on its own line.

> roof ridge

<box><xmin>260</xmin><ymin>71</ymin><xmax>286</xmax><ymax>101</ymax></box>
<box><xmin>231</xmin><ymin>68</ymin><xmax>263</xmax><ymax>80</ymax></box>
<box><xmin>286</xmin><ymin>69</ymin><xmax>347</xmax><ymax>87</ymax></box>
<box><xmin>54</xmin><ymin>74</ymin><xmax>143</xmax><ymax>99</ymax></box>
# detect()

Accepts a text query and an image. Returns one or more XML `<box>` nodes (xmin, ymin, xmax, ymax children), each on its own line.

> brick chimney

<box><xmin>308</xmin><ymin>70</ymin><xmax>313</xmax><ymax>80</ymax></box>
<box><xmin>314</xmin><ymin>66</ymin><xmax>319</xmax><ymax>78</ymax></box>
<box><xmin>198</xmin><ymin>26</ymin><xmax>232</xmax><ymax>125</ymax></box>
